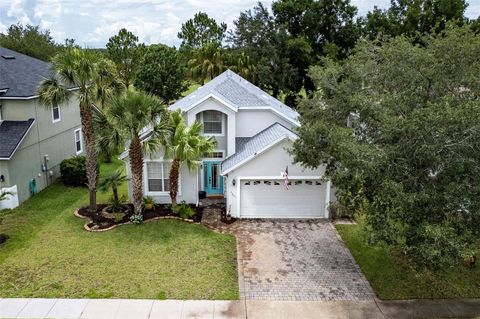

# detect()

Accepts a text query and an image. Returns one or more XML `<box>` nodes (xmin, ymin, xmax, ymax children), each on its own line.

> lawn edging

<box><xmin>74</xmin><ymin>208</ymin><xmax>197</xmax><ymax>232</ymax></box>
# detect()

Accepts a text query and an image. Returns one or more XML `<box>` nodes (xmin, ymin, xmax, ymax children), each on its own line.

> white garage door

<box><xmin>240</xmin><ymin>179</ymin><xmax>327</xmax><ymax>218</ymax></box>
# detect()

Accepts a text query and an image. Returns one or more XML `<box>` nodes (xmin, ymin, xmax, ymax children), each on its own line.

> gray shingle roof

<box><xmin>170</xmin><ymin>70</ymin><xmax>299</xmax><ymax>124</ymax></box>
<box><xmin>221</xmin><ymin>123</ymin><xmax>297</xmax><ymax>174</ymax></box>
<box><xmin>0</xmin><ymin>119</ymin><xmax>35</xmax><ymax>159</ymax></box>
<box><xmin>0</xmin><ymin>47</ymin><xmax>52</xmax><ymax>98</ymax></box>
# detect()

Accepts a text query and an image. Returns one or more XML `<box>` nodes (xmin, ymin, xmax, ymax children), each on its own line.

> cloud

<box><xmin>0</xmin><ymin>0</ymin><xmax>478</xmax><ymax>48</ymax></box>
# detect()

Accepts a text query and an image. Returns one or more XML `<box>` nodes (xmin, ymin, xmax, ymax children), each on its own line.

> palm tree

<box><xmin>98</xmin><ymin>169</ymin><xmax>127</xmax><ymax>210</ymax></box>
<box><xmin>187</xmin><ymin>42</ymin><xmax>228</xmax><ymax>84</ymax></box>
<box><xmin>94</xmin><ymin>110</ymin><xmax>123</xmax><ymax>163</ymax></box>
<box><xmin>38</xmin><ymin>48</ymin><xmax>123</xmax><ymax>211</ymax></box>
<box><xmin>162</xmin><ymin>110</ymin><xmax>216</xmax><ymax>206</ymax></box>
<box><xmin>106</xmin><ymin>88</ymin><xmax>166</xmax><ymax>215</ymax></box>
<box><xmin>230</xmin><ymin>51</ymin><xmax>257</xmax><ymax>83</ymax></box>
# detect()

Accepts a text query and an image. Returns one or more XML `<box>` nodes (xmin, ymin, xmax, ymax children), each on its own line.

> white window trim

<box><xmin>201</xmin><ymin>111</ymin><xmax>225</xmax><ymax>137</ymax></box>
<box><xmin>52</xmin><ymin>103</ymin><xmax>61</xmax><ymax>123</ymax></box>
<box><xmin>143</xmin><ymin>159</ymin><xmax>181</xmax><ymax>196</ymax></box>
<box><xmin>74</xmin><ymin>128</ymin><xmax>83</xmax><ymax>155</ymax></box>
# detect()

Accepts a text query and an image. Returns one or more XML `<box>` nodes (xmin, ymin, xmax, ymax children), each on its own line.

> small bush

<box><xmin>60</xmin><ymin>156</ymin><xmax>88</xmax><ymax>186</ymax></box>
<box><xmin>143</xmin><ymin>196</ymin><xmax>156</xmax><ymax>210</ymax></box>
<box><xmin>129</xmin><ymin>214</ymin><xmax>143</xmax><ymax>224</ymax></box>
<box><xmin>173</xmin><ymin>201</ymin><xmax>195</xmax><ymax>219</ymax></box>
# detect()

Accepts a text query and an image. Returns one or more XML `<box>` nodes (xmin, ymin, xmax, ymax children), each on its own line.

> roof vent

<box><xmin>1</xmin><ymin>55</ymin><xmax>15</xmax><ymax>60</ymax></box>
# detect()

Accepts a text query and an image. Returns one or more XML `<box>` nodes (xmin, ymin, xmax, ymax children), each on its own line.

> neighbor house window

<box><xmin>146</xmin><ymin>162</ymin><xmax>172</xmax><ymax>193</ymax></box>
<box><xmin>52</xmin><ymin>103</ymin><xmax>61</xmax><ymax>123</ymax></box>
<box><xmin>74</xmin><ymin>129</ymin><xmax>83</xmax><ymax>154</ymax></box>
<box><xmin>203</xmin><ymin>111</ymin><xmax>223</xmax><ymax>134</ymax></box>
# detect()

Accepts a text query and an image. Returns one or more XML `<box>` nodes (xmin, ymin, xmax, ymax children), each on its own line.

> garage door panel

<box><xmin>240</xmin><ymin>180</ymin><xmax>326</xmax><ymax>218</ymax></box>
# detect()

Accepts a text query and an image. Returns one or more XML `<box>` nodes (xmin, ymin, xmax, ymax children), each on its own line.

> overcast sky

<box><xmin>1</xmin><ymin>0</ymin><xmax>479</xmax><ymax>48</ymax></box>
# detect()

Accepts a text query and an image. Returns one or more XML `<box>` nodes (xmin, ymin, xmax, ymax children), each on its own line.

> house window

<box><xmin>74</xmin><ymin>129</ymin><xmax>83</xmax><ymax>154</ymax></box>
<box><xmin>52</xmin><ymin>103</ymin><xmax>61</xmax><ymax>123</ymax></box>
<box><xmin>203</xmin><ymin>151</ymin><xmax>224</xmax><ymax>158</ymax></box>
<box><xmin>203</xmin><ymin>111</ymin><xmax>223</xmax><ymax>135</ymax></box>
<box><xmin>147</xmin><ymin>162</ymin><xmax>172</xmax><ymax>193</ymax></box>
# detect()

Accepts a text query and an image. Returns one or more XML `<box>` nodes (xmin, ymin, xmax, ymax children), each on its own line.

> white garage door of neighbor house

<box><xmin>240</xmin><ymin>179</ymin><xmax>326</xmax><ymax>218</ymax></box>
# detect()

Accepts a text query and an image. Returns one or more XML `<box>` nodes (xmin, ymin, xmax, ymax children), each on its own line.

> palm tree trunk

<box><xmin>80</xmin><ymin>104</ymin><xmax>97</xmax><ymax>212</ymax></box>
<box><xmin>112</xmin><ymin>185</ymin><xmax>119</xmax><ymax>207</ymax></box>
<box><xmin>169</xmin><ymin>158</ymin><xmax>180</xmax><ymax>207</ymax></box>
<box><xmin>129</xmin><ymin>135</ymin><xmax>143</xmax><ymax>215</ymax></box>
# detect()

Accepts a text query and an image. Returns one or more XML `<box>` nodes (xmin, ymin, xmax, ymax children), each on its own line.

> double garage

<box><xmin>238</xmin><ymin>178</ymin><xmax>330</xmax><ymax>219</ymax></box>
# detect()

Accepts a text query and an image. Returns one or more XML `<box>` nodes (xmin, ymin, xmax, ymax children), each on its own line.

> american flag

<box><xmin>284</xmin><ymin>166</ymin><xmax>289</xmax><ymax>190</ymax></box>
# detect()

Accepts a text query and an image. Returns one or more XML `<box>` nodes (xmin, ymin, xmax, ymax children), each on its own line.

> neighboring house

<box><xmin>123</xmin><ymin>70</ymin><xmax>335</xmax><ymax>218</ymax></box>
<box><xmin>0</xmin><ymin>47</ymin><xmax>83</xmax><ymax>208</ymax></box>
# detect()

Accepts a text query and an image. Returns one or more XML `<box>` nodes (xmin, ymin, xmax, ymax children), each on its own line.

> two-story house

<box><xmin>124</xmin><ymin>70</ymin><xmax>334</xmax><ymax>219</ymax></box>
<box><xmin>0</xmin><ymin>47</ymin><xmax>83</xmax><ymax>208</ymax></box>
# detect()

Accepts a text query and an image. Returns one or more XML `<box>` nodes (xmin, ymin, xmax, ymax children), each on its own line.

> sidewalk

<box><xmin>0</xmin><ymin>298</ymin><xmax>479</xmax><ymax>319</ymax></box>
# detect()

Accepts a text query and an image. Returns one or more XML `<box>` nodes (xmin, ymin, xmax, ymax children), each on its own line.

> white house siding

<box><xmin>235</xmin><ymin>109</ymin><xmax>296</xmax><ymax>137</ymax></box>
<box><xmin>186</xmin><ymin>97</ymin><xmax>236</xmax><ymax>156</ymax></box>
<box><xmin>129</xmin><ymin>148</ymin><xmax>199</xmax><ymax>205</ymax></box>
<box><xmin>224</xmin><ymin>139</ymin><xmax>330</xmax><ymax>218</ymax></box>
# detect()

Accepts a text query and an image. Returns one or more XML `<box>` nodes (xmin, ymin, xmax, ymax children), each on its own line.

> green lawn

<box><xmin>336</xmin><ymin>224</ymin><xmax>480</xmax><ymax>300</ymax></box>
<box><xmin>0</xmin><ymin>159</ymin><xmax>238</xmax><ymax>300</ymax></box>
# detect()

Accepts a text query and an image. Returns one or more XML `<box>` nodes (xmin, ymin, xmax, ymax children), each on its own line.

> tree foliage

<box><xmin>135</xmin><ymin>44</ymin><xmax>187</xmax><ymax>102</ymax></box>
<box><xmin>0</xmin><ymin>23</ymin><xmax>61</xmax><ymax>61</ymax></box>
<box><xmin>106</xmin><ymin>89</ymin><xmax>166</xmax><ymax>214</ymax></box>
<box><xmin>38</xmin><ymin>48</ymin><xmax>123</xmax><ymax>211</ymax></box>
<box><xmin>293</xmin><ymin>25</ymin><xmax>480</xmax><ymax>268</ymax></box>
<box><xmin>362</xmin><ymin>0</ymin><xmax>469</xmax><ymax>39</ymax></box>
<box><xmin>178</xmin><ymin>12</ymin><xmax>227</xmax><ymax>49</ymax></box>
<box><xmin>106</xmin><ymin>28</ymin><xmax>146</xmax><ymax>88</ymax></box>
<box><xmin>187</xmin><ymin>42</ymin><xmax>229</xmax><ymax>85</ymax></box>
<box><xmin>161</xmin><ymin>110</ymin><xmax>216</xmax><ymax>206</ymax></box>
<box><xmin>272</xmin><ymin>0</ymin><xmax>360</xmax><ymax>59</ymax></box>
<box><xmin>229</xmin><ymin>3</ymin><xmax>296</xmax><ymax>98</ymax></box>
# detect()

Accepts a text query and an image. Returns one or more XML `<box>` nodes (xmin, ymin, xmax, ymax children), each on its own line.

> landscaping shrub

<box><xmin>60</xmin><ymin>156</ymin><xmax>88</xmax><ymax>186</ymax></box>
<box><xmin>129</xmin><ymin>214</ymin><xmax>143</xmax><ymax>224</ymax></box>
<box><xmin>173</xmin><ymin>201</ymin><xmax>195</xmax><ymax>219</ymax></box>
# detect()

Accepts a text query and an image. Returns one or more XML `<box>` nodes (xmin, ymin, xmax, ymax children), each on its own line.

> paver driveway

<box><xmin>231</xmin><ymin>219</ymin><xmax>375</xmax><ymax>301</ymax></box>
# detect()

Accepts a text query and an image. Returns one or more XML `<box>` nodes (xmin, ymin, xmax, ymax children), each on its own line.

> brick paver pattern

<box><xmin>202</xmin><ymin>202</ymin><xmax>375</xmax><ymax>301</ymax></box>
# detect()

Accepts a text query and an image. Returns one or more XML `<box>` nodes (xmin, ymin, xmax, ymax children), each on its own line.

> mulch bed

<box><xmin>77</xmin><ymin>203</ymin><xmax>203</xmax><ymax>231</ymax></box>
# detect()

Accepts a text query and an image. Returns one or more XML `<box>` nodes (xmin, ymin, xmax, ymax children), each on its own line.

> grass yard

<box><xmin>336</xmin><ymin>224</ymin><xmax>480</xmax><ymax>300</ymax></box>
<box><xmin>0</xmin><ymin>158</ymin><xmax>238</xmax><ymax>300</ymax></box>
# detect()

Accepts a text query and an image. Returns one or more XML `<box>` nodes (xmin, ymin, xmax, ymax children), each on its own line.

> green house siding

<box><xmin>0</xmin><ymin>95</ymin><xmax>82</xmax><ymax>203</ymax></box>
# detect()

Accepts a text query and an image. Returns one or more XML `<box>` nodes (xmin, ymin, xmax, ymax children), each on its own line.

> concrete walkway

<box><xmin>1</xmin><ymin>298</ymin><xmax>479</xmax><ymax>319</ymax></box>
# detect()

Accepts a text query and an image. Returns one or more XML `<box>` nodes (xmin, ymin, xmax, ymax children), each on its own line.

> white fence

<box><xmin>0</xmin><ymin>185</ymin><xmax>19</xmax><ymax>209</ymax></box>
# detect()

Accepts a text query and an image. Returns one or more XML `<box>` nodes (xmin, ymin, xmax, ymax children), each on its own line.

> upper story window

<box><xmin>74</xmin><ymin>128</ymin><xmax>83</xmax><ymax>155</ymax></box>
<box><xmin>52</xmin><ymin>102</ymin><xmax>61</xmax><ymax>123</ymax></box>
<box><xmin>203</xmin><ymin>111</ymin><xmax>223</xmax><ymax>135</ymax></box>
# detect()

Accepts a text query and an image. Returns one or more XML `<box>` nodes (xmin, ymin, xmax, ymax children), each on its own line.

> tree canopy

<box><xmin>178</xmin><ymin>12</ymin><xmax>227</xmax><ymax>49</ymax></box>
<box><xmin>134</xmin><ymin>44</ymin><xmax>187</xmax><ymax>102</ymax></box>
<box><xmin>106</xmin><ymin>28</ymin><xmax>145</xmax><ymax>88</ymax></box>
<box><xmin>0</xmin><ymin>24</ymin><xmax>61</xmax><ymax>61</ymax></box>
<box><xmin>362</xmin><ymin>0</ymin><xmax>469</xmax><ymax>39</ymax></box>
<box><xmin>293</xmin><ymin>25</ymin><xmax>480</xmax><ymax>268</ymax></box>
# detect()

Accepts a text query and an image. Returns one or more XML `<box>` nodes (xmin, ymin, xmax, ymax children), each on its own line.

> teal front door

<box><xmin>204</xmin><ymin>161</ymin><xmax>224</xmax><ymax>195</ymax></box>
